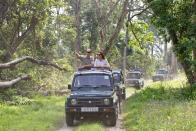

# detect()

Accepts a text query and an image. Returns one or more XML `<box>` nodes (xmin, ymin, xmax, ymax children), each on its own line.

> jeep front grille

<box><xmin>77</xmin><ymin>99</ymin><xmax>103</xmax><ymax>107</ymax></box>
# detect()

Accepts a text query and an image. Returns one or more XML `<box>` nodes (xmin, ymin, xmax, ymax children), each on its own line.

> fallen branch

<box><xmin>0</xmin><ymin>56</ymin><xmax>67</xmax><ymax>71</ymax></box>
<box><xmin>0</xmin><ymin>75</ymin><xmax>30</xmax><ymax>89</ymax></box>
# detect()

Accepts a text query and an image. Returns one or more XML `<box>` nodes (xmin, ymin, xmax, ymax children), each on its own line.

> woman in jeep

<box><xmin>94</xmin><ymin>52</ymin><xmax>110</xmax><ymax>68</ymax></box>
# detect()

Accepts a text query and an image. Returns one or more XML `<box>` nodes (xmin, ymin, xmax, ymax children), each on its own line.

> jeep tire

<box><xmin>66</xmin><ymin>112</ymin><xmax>74</xmax><ymax>126</ymax></box>
<box><xmin>105</xmin><ymin>104</ymin><xmax>118</xmax><ymax>126</ymax></box>
<box><xmin>104</xmin><ymin>112</ymin><xmax>117</xmax><ymax>126</ymax></box>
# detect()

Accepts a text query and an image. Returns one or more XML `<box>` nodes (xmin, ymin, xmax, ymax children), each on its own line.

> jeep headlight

<box><xmin>104</xmin><ymin>98</ymin><xmax>110</xmax><ymax>105</ymax></box>
<box><xmin>71</xmin><ymin>99</ymin><xmax>77</xmax><ymax>105</ymax></box>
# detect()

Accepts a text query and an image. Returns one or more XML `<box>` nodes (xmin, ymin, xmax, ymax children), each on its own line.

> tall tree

<box><xmin>147</xmin><ymin>0</ymin><xmax>196</xmax><ymax>85</ymax></box>
<box><xmin>0</xmin><ymin>0</ymin><xmax>51</xmax><ymax>62</ymax></box>
<box><xmin>103</xmin><ymin>0</ymin><xmax>129</xmax><ymax>55</ymax></box>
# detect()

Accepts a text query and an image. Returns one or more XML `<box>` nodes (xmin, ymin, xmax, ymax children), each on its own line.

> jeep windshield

<box><xmin>113</xmin><ymin>73</ymin><xmax>121</xmax><ymax>83</ymax></box>
<box><xmin>127</xmin><ymin>73</ymin><xmax>140</xmax><ymax>79</ymax></box>
<box><xmin>156</xmin><ymin>70</ymin><xmax>168</xmax><ymax>74</ymax></box>
<box><xmin>73</xmin><ymin>74</ymin><xmax>112</xmax><ymax>91</ymax></box>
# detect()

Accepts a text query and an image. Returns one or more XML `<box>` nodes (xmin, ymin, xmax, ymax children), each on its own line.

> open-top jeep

<box><xmin>125</xmin><ymin>71</ymin><xmax>144</xmax><ymax>89</ymax></box>
<box><xmin>65</xmin><ymin>68</ymin><xmax>120</xmax><ymax>126</ymax></box>
<box><xmin>152</xmin><ymin>68</ymin><xmax>172</xmax><ymax>82</ymax></box>
<box><xmin>112</xmin><ymin>69</ymin><xmax>126</xmax><ymax>100</ymax></box>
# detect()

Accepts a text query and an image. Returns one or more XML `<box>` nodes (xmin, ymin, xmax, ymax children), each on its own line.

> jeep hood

<box><xmin>70</xmin><ymin>90</ymin><xmax>114</xmax><ymax>97</ymax></box>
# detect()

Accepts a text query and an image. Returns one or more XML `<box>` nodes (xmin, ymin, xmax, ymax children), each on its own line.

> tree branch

<box><xmin>128</xmin><ymin>6</ymin><xmax>150</xmax><ymax>21</ymax></box>
<box><xmin>98</xmin><ymin>0</ymin><xmax>121</xmax><ymax>32</ymax></box>
<box><xmin>0</xmin><ymin>56</ymin><xmax>67</xmax><ymax>71</ymax></box>
<box><xmin>103</xmin><ymin>0</ymin><xmax>121</xmax><ymax>25</ymax></box>
<box><xmin>129</xmin><ymin>22</ymin><xmax>143</xmax><ymax>49</ymax></box>
<box><xmin>0</xmin><ymin>29</ymin><xmax>8</xmax><ymax>46</ymax></box>
<box><xmin>154</xmin><ymin>43</ymin><xmax>163</xmax><ymax>53</ymax></box>
<box><xmin>103</xmin><ymin>0</ymin><xmax>129</xmax><ymax>55</ymax></box>
<box><xmin>0</xmin><ymin>75</ymin><xmax>30</xmax><ymax>89</ymax></box>
<box><xmin>95</xmin><ymin>0</ymin><xmax>121</xmax><ymax>48</ymax></box>
<box><xmin>1</xmin><ymin>15</ymin><xmax>39</xmax><ymax>62</ymax></box>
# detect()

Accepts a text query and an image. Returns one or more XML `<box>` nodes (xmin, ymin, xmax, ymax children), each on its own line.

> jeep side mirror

<box><xmin>68</xmin><ymin>84</ymin><xmax>71</xmax><ymax>90</ymax></box>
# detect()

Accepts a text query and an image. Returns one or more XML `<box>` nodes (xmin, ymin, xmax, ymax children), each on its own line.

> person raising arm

<box><xmin>75</xmin><ymin>49</ymin><xmax>94</xmax><ymax>68</ymax></box>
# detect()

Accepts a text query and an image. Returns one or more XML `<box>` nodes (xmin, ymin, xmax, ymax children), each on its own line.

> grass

<box><xmin>123</xmin><ymin>79</ymin><xmax>196</xmax><ymax>131</ymax></box>
<box><xmin>0</xmin><ymin>95</ymin><xmax>66</xmax><ymax>131</ymax></box>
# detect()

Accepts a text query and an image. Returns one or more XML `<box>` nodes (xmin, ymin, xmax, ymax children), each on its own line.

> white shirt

<box><xmin>94</xmin><ymin>59</ymin><xmax>110</xmax><ymax>67</ymax></box>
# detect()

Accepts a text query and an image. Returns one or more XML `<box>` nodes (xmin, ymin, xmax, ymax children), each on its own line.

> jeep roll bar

<box><xmin>78</xmin><ymin>65</ymin><xmax>111</xmax><ymax>71</ymax></box>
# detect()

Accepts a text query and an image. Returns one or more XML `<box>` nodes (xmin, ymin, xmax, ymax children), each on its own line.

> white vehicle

<box><xmin>125</xmin><ymin>71</ymin><xmax>144</xmax><ymax>89</ymax></box>
<box><xmin>152</xmin><ymin>69</ymin><xmax>172</xmax><ymax>82</ymax></box>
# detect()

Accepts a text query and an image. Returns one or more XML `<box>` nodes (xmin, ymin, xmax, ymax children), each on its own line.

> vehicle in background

<box><xmin>112</xmin><ymin>69</ymin><xmax>126</xmax><ymax>100</ymax></box>
<box><xmin>65</xmin><ymin>68</ymin><xmax>120</xmax><ymax>126</ymax></box>
<box><xmin>125</xmin><ymin>71</ymin><xmax>144</xmax><ymax>89</ymax></box>
<box><xmin>152</xmin><ymin>69</ymin><xmax>172</xmax><ymax>82</ymax></box>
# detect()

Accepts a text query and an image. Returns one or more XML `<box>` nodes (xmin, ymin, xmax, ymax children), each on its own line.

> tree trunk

<box><xmin>94</xmin><ymin>0</ymin><xmax>103</xmax><ymax>49</ymax></box>
<box><xmin>169</xmin><ymin>29</ymin><xmax>195</xmax><ymax>84</ymax></box>
<box><xmin>192</xmin><ymin>0</ymin><xmax>196</xmax><ymax>84</ymax></box>
<box><xmin>103</xmin><ymin>0</ymin><xmax>129</xmax><ymax>55</ymax></box>
<box><xmin>74</xmin><ymin>0</ymin><xmax>81</xmax><ymax>51</ymax></box>
<box><xmin>1</xmin><ymin>16</ymin><xmax>38</xmax><ymax>62</ymax></box>
<box><xmin>171</xmin><ymin>52</ymin><xmax>177</xmax><ymax>75</ymax></box>
<box><xmin>193</xmin><ymin>48</ymin><xmax>196</xmax><ymax>83</ymax></box>
<box><xmin>73</xmin><ymin>0</ymin><xmax>81</xmax><ymax>69</ymax></box>
<box><xmin>164</xmin><ymin>38</ymin><xmax>168</xmax><ymax>64</ymax></box>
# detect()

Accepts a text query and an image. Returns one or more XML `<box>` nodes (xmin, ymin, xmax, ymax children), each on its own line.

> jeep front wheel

<box><xmin>104</xmin><ymin>110</ymin><xmax>117</xmax><ymax>126</ymax></box>
<box><xmin>66</xmin><ymin>112</ymin><xmax>74</xmax><ymax>126</ymax></box>
<box><xmin>108</xmin><ymin>112</ymin><xmax>117</xmax><ymax>126</ymax></box>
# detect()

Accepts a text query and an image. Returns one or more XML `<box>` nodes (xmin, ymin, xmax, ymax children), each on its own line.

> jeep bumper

<box><xmin>66</xmin><ymin>106</ymin><xmax>116</xmax><ymax>113</ymax></box>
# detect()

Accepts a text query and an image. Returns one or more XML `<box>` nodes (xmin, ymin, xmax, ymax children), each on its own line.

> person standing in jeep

<box><xmin>94</xmin><ymin>52</ymin><xmax>110</xmax><ymax>68</ymax></box>
<box><xmin>75</xmin><ymin>49</ymin><xmax>94</xmax><ymax>67</ymax></box>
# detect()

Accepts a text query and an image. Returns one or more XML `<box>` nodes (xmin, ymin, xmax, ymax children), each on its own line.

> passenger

<box><xmin>75</xmin><ymin>49</ymin><xmax>94</xmax><ymax>68</ymax></box>
<box><xmin>94</xmin><ymin>52</ymin><xmax>110</xmax><ymax>68</ymax></box>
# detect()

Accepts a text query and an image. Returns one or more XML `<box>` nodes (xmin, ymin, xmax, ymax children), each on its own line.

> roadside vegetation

<box><xmin>0</xmin><ymin>95</ymin><xmax>65</xmax><ymax>131</ymax></box>
<box><xmin>0</xmin><ymin>0</ymin><xmax>196</xmax><ymax>130</ymax></box>
<box><xmin>123</xmin><ymin>79</ymin><xmax>196</xmax><ymax>131</ymax></box>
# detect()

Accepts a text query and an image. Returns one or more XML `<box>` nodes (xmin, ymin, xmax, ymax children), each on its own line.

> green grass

<box><xmin>74</xmin><ymin>122</ymin><xmax>105</xmax><ymax>131</ymax></box>
<box><xmin>123</xmin><ymin>80</ymin><xmax>196</xmax><ymax>131</ymax></box>
<box><xmin>0</xmin><ymin>95</ymin><xmax>66</xmax><ymax>131</ymax></box>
